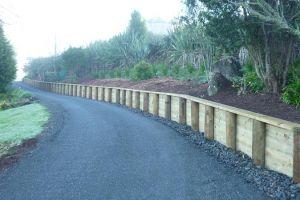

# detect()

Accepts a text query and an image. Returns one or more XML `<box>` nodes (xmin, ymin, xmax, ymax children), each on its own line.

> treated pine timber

<box><xmin>116</xmin><ymin>89</ymin><xmax>120</xmax><ymax>104</ymax></box>
<box><xmin>92</xmin><ymin>86</ymin><xmax>98</xmax><ymax>100</ymax></box>
<box><xmin>143</xmin><ymin>93</ymin><xmax>149</xmax><ymax>112</ymax></box>
<box><xmin>252</xmin><ymin>120</ymin><xmax>266</xmax><ymax>166</ymax></box>
<box><xmin>226</xmin><ymin>111</ymin><xmax>237</xmax><ymax>150</ymax></box>
<box><xmin>294</xmin><ymin>127</ymin><xmax>300</xmax><ymax>183</ymax></box>
<box><xmin>108</xmin><ymin>88</ymin><xmax>112</xmax><ymax>102</ymax></box>
<box><xmin>179</xmin><ymin>98</ymin><xmax>186</xmax><ymax>124</ymax></box>
<box><xmin>191</xmin><ymin>101</ymin><xmax>199</xmax><ymax>131</ymax></box>
<box><xmin>165</xmin><ymin>95</ymin><xmax>171</xmax><ymax>120</ymax></box>
<box><xmin>127</xmin><ymin>90</ymin><xmax>132</xmax><ymax>108</ymax></box>
<box><xmin>77</xmin><ymin>85</ymin><xmax>81</xmax><ymax>97</ymax></box>
<box><xmin>99</xmin><ymin>87</ymin><xmax>104</xmax><ymax>101</ymax></box>
<box><xmin>152</xmin><ymin>94</ymin><xmax>159</xmax><ymax>115</ymax></box>
<box><xmin>121</xmin><ymin>90</ymin><xmax>126</xmax><ymax>105</ymax></box>
<box><xmin>204</xmin><ymin>105</ymin><xmax>214</xmax><ymax>140</ymax></box>
<box><xmin>134</xmin><ymin>92</ymin><xmax>140</xmax><ymax>109</ymax></box>
<box><xmin>69</xmin><ymin>85</ymin><xmax>72</xmax><ymax>96</ymax></box>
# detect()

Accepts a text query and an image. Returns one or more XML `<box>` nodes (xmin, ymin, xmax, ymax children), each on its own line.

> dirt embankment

<box><xmin>82</xmin><ymin>78</ymin><xmax>300</xmax><ymax>123</ymax></box>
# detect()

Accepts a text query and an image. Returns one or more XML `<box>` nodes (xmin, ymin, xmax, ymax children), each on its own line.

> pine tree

<box><xmin>0</xmin><ymin>23</ymin><xmax>16</xmax><ymax>92</ymax></box>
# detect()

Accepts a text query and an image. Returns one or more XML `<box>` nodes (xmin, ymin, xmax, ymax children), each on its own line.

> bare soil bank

<box><xmin>82</xmin><ymin>78</ymin><xmax>300</xmax><ymax>124</ymax></box>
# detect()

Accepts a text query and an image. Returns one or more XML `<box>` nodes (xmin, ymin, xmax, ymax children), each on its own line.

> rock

<box><xmin>212</xmin><ymin>57</ymin><xmax>242</xmax><ymax>80</ymax></box>
<box><xmin>207</xmin><ymin>72</ymin><xmax>232</xmax><ymax>96</ymax></box>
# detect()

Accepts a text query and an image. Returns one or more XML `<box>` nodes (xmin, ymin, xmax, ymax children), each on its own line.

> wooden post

<box><xmin>252</xmin><ymin>120</ymin><xmax>266</xmax><ymax>166</ymax></box>
<box><xmin>108</xmin><ymin>88</ymin><xmax>112</xmax><ymax>102</ymax></box>
<box><xmin>179</xmin><ymin>98</ymin><xmax>186</xmax><ymax>124</ymax></box>
<box><xmin>293</xmin><ymin>127</ymin><xmax>300</xmax><ymax>183</ymax></box>
<box><xmin>69</xmin><ymin>84</ymin><xmax>72</xmax><ymax>96</ymax></box>
<box><xmin>77</xmin><ymin>85</ymin><xmax>81</xmax><ymax>97</ymax></box>
<box><xmin>152</xmin><ymin>94</ymin><xmax>159</xmax><ymax>115</ymax></box>
<box><xmin>165</xmin><ymin>95</ymin><xmax>171</xmax><ymax>120</ymax></box>
<box><xmin>204</xmin><ymin>105</ymin><xmax>214</xmax><ymax>140</ymax></box>
<box><xmin>127</xmin><ymin>90</ymin><xmax>132</xmax><ymax>107</ymax></box>
<box><xmin>73</xmin><ymin>85</ymin><xmax>77</xmax><ymax>96</ymax></box>
<box><xmin>81</xmin><ymin>86</ymin><xmax>85</xmax><ymax>98</ymax></box>
<box><xmin>143</xmin><ymin>93</ymin><xmax>149</xmax><ymax>112</ymax></box>
<box><xmin>98</xmin><ymin>87</ymin><xmax>104</xmax><ymax>101</ymax></box>
<box><xmin>226</xmin><ymin>112</ymin><xmax>237</xmax><ymax>150</ymax></box>
<box><xmin>121</xmin><ymin>90</ymin><xmax>126</xmax><ymax>105</ymax></box>
<box><xmin>134</xmin><ymin>92</ymin><xmax>140</xmax><ymax>109</ymax></box>
<box><xmin>116</xmin><ymin>89</ymin><xmax>120</xmax><ymax>104</ymax></box>
<box><xmin>88</xmin><ymin>86</ymin><xmax>92</xmax><ymax>99</ymax></box>
<box><xmin>65</xmin><ymin>84</ymin><xmax>68</xmax><ymax>95</ymax></box>
<box><xmin>191</xmin><ymin>101</ymin><xmax>199</xmax><ymax>131</ymax></box>
<box><xmin>92</xmin><ymin>86</ymin><xmax>98</xmax><ymax>100</ymax></box>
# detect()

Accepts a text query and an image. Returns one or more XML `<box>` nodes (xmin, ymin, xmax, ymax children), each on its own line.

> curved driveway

<box><xmin>0</xmin><ymin>83</ymin><xmax>269</xmax><ymax>200</ymax></box>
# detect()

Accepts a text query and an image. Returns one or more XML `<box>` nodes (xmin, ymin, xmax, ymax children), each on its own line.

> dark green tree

<box><xmin>0</xmin><ymin>23</ymin><xmax>16</xmax><ymax>92</ymax></box>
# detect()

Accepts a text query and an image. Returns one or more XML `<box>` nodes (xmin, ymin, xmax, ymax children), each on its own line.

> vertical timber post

<box><xmin>226</xmin><ymin>111</ymin><xmax>237</xmax><ymax>150</ymax></box>
<box><xmin>179</xmin><ymin>98</ymin><xmax>186</xmax><ymax>124</ymax></box>
<box><xmin>204</xmin><ymin>105</ymin><xmax>214</xmax><ymax>140</ymax></box>
<box><xmin>116</xmin><ymin>89</ymin><xmax>120</xmax><ymax>104</ymax></box>
<box><xmin>121</xmin><ymin>90</ymin><xmax>126</xmax><ymax>105</ymax></box>
<box><xmin>252</xmin><ymin>120</ymin><xmax>266</xmax><ymax>166</ymax></box>
<box><xmin>134</xmin><ymin>91</ymin><xmax>140</xmax><ymax>109</ymax></box>
<box><xmin>165</xmin><ymin>95</ymin><xmax>171</xmax><ymax>120</ymax></box>
<box><xmin>191</xmin><ymin>101</ymin><xmax>199</xmax><ymax>131</ymax></box>
<box><xmin>152</xmin><ymin>94</ymin><xmax>159</xmax><ymax>115</ymax></box>
<box><xmin>293</xmin><ymin>127</ymin><xmax>300</xmax><ymax>183</ymax></box>
<box><xmin>143</xmin><ymin>93</ymin><xmax>149</xmax><ymax>112</ymax></box>
<box><xmin>108</xmin><ymin>88</ymin><xmax>112</xmax><ymax>102</ymax></box>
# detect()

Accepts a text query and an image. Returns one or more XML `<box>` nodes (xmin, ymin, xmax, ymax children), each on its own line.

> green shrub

<box><xmin>130</xmin><ymin>61</ymin><xmax>154</xmax><ymax>81</ymax></box>
<box><xmin>282</xmin><ymin>79</ymin><xmax>300</xmax><ymax>107</ymax></box>
<box><xmin>232</xmin><ymin>62</ymin><xmax>264</xmax><ymax>94</ymax></box>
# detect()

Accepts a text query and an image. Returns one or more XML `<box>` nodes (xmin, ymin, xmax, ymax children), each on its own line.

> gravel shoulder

<box><xmin>0</xmin><ymin>83</ymin><xmax>298</xmax><ymax>199</ymax></box>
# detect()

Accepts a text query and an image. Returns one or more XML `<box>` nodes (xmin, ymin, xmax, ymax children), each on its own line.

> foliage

<box><xmin>130</xmin><ymin>61</ymin><xmax>154</xmax><ymax>81</ymax></box>
<box><xmin>0</xmin><ymin>103</ymin><xmax>49</xmax><ymax>157</ymax></box>
<box><xmin>0</xmin><ymin>88</ymin><xmax>32</xmax><ymax>110</ymax></box>
<box><xmin>282</xmin><ymin>79</ymin><xmax>300</xmax><ymax>107</ymax></box>
<box><xmin>184</xmin><ymin>0</ymin><xmax>300</xmax><ymax>93</ymax></box>
<box><xmin>231</xmin><ymin>62</ymin><xmax>264</xmax><ymax>94</ymax></box>
<box><xmin>0</xmin><ymin>24</ymin><xmax>16</xmax><ymax>92</ymax></box>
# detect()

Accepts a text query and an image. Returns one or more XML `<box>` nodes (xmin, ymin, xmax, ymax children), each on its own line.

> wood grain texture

<box><xmin>236</xmin><ymin>116</ymin><xmax>253</xmax><ymax>157</ymax></box>
<box><xmin>294</xmin><ymin>127</ymin><xmax>300</xmax><ymax>182</ymax></box>
<box><xmin>252</xmin><ymin>120</ymin><xmax>266</xmax><ymax>166</ymax></box>
<box><xmin>171</xmin><ymin>96</ymin><xmax>180</xmax><ymax>123</ymax></box>
<box><xmin>204</xmin><ymin>105</ymin><xmax>214</xmax><ymax>140</ymax></box>
<box><xmin>213</xmin><ymin>108</ymin><xmax>226</xmax><ymax>145</ymax></box>
<box><xmin>165</xmin><ymin>95</ymin><xmax>171</xmax><ymax>120</ymax></box>
<box><xmin>143</xmin><ymin>93</ymin><xmax>149</xmax><ymax>112</ymax></box>
<box><xmin>179</xmin><ymin>98</ymin><xmax>186</xmax><ymax>124</ymax></box>
<box><xmin>191</xmin><ymin>101</ymin><xmax>199</xmax><ymax>131</ymax></box>
<box><xmin>158</xmin><ymin>95</ymin><xmax>166</xmax><ymax>117</ymax></box>
<box><xmin>226</xmin><ymin>112</ymin><xmax>236</xmax><ymax>150</ymax></box>
<box><xmin>265</xmin><ymin>125</ymin><xmax>294</xmax><ymax>177</ymax></box>
<box><xmin>199</xmin><ymin>104</ymin><xmax>206</xmax><ymax>132</ymax></box>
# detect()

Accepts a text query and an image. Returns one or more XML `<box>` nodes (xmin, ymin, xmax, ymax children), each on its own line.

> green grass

<box><xmin>0</xmin><ymin>88</ymin><xmax>33</xmax><ymax>110</ymax></box>
<box><xmin>0</xmin><ymin>103</ymin><xmax>50</xmax><ymax>157</ymax></box>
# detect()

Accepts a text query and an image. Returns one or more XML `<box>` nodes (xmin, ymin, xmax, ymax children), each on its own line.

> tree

<box><xmin>184</xmin><ymin>0</ymin><xmax>300</xmax><ymax>93</ymax></box>
<box><xmin>0</xmin><ymin>23</ymin><xmax>16</xmax><ymax>92</ymax></box>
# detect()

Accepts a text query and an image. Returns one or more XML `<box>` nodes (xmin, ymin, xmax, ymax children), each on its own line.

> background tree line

<box><xmin>25</xmin><ymin>1</ymin><xmax>300</xmax><ymax>106</ymax></box>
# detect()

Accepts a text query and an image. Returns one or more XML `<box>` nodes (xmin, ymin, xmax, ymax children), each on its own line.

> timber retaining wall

<box><xmin>24</xmin><ymin>79</ymin><xmax>300</xmax><ymax>183</ymax></box>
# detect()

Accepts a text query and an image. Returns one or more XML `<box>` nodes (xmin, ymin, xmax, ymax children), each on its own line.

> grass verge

<box><xmin>0</xmin><ymin>103</ymin><xmax>50</xmax><ymax>157</ymax></box>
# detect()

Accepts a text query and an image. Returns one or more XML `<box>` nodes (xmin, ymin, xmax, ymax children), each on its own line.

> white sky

<box><xmin>0</xmin><ymin>0</ymin><xmax>183</xmax><ymax>80</ymax></box>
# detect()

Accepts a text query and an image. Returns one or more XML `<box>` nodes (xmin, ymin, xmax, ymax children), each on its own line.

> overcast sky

<box><xmin>1</xmin><ymin>0</ymin><xmax>183</xmax><ymax>80</ymax></box>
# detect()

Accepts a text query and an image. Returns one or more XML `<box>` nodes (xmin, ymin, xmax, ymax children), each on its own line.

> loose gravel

<box><xmin>116</xmin><ymin>104</ymin><xmax>300</xmax><ymax>200</ymax></box>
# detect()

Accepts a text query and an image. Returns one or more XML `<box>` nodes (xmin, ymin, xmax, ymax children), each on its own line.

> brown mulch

<box><xmin>82</xmin><ymin>78</ymin><xmax>300</xmax><ymax>124</ymax></box>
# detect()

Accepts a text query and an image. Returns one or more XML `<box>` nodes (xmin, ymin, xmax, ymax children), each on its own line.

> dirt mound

<box><xmin>81</xmin><ymin>77</ymin><xmax>300</xmax><ymax>123</ymax></box>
